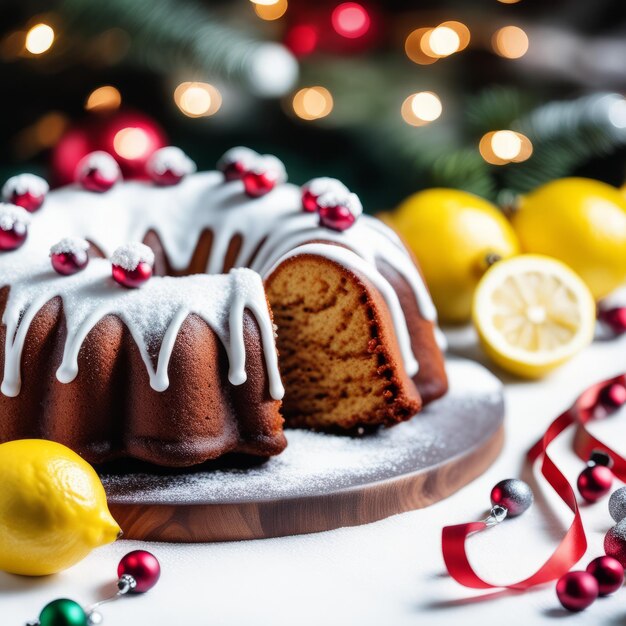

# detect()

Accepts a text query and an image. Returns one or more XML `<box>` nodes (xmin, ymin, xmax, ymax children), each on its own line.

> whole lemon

<box><xmin>394</xmin><ymin>188</ymin><xmax>520</xmax><ymax>323</ymax></box>
<box><xmin>512</xmin><ymin>178</ymin><xmax>626</xmax><ymax>300</ymax></box>
<box><xmin>0</xmin><ymin>439</ymin><xmax>120</xmax><ymax>576</ymax></box>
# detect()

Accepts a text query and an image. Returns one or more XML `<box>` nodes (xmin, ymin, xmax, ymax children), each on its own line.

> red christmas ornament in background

<box><xmin>598</xmin><ymin>307</ymin><xmax>626</xmax><ymax>335</ymax></box>
<box><xmin>585</xmin><ymin>556</ymin><xmax>624</xmax><ymax>596</ymax></box>
<box><xmin>577</xmin><ymin>464</ymin><xmax>613</xmax><ymax>503</ymax></box>
<box><xmin>604</xmin><ymin>520</ymin><xmax>626</xmax><ymax>568</ymax></box>
<box><xmin>556</xmin><ymin>571</ymin><xmax>599</xmax><ymax>612</ymax></box>
<box><xmin>51</xmin><ymin>110</ymin><xmax>167</xmax><ymax>186</ymax></box>
<box><xmin>117</xmin><ymin>550</ymin><xmax>161</xmax><ymax>593</ymax></box>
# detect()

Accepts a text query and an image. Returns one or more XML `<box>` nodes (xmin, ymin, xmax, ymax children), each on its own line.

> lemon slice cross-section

<box><xmin>473</xmin><ymin>255</ymin><xmax>596</xmax><ymax>378</ymax></box>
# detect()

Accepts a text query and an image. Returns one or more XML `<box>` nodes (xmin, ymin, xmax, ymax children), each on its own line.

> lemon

<box><xmin>0</xmin><ymin>439</ymin><xmax>120</xmax><ymax>576</ymax></box>
<box><xmin>512</xmin><ymin>178</ymin><xmax>626</xmax><ymax>300</ymax></box>
<box><xmin>473</xmin><ymin>255</ymin><xmax>595</xmax><ymax>378</ymax></box>
<box><xmin>394</xmin><ymin>188</ymin><xmax>520</xmax><ymax>323</ymax></box>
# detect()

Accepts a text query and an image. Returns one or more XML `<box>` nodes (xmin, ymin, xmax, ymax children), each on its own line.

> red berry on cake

<box><xmin>50</xmin><ymin>237</ymin><xmax>90</xmax><ymax>276</ymax></box>
<box><xmin>0</xmin><ymin>204</ymin><xmax>31</xmax><ymax>251</ymax></box>
<box><xmin>318</xmin><ymin>191</ymin><xmax>363</xmax><ymax>231</ymax></box>
<box><xmin>242</xmin><ymin>154</ymin><xmax>287</xmax><ymax>198</ymax></box>
<box><xmin>217</xmin><ymin>147</ymin><xmax>259</xmax><ymax>182</ymax></box>
<box><xmin>2</xmin><ymin>173</ymin><xmax>49</xmax><ymax>213</ymax></box>
<box><xmin>76</xmin><ymin>151</ymin><xmax>121</xmax><ymax>192</ymax></box>
<box><xmin>111</xmin><ymin>242</ymin><xmax>155</xmax><ymax>288</ymax></box>
<box><xmin>146</xmin><ymin>146</ymin><xmax>197</xmax><ymax>186</ymax></box>
<box><xmin>301</xmin><ymin>178</ymin><xmax>349</xmax><ymax>213</ymax></box>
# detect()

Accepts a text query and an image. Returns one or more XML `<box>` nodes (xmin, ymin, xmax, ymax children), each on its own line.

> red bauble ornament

<box><xmin>52</xmin><ymin>110</ymin><xmax>168</xmax><ymax>185</ymax></box>
<box><xmin>586</xmin><ymin>556</ymin><xmax>625</xmax><ymax>596</ymax></box>
<box><xmin>319</xmin><ymin>204</ymin><xmax>356</xmax><ymax>231</ymax></box>
<box><xmin>0</xmin><ymin>205</ymin><xmax>30</xmax><ymax>251</ymax></box>
<box><xmin>605</xmin><ymin>520</ymin><xmax>626</xmax><ymax>568</ymax></box>
<box><xmin>50</xmin><ymin>238</ymin><xmax>90</xmax><ymax>276</ymax></box>
<box><xmin>2</xmin><ymin>174</ymin><xmax>49</xmax><ymax>213</ymax></box>
<box><xmin>117</xmin><ymin>550</ymin><xmax>161</xmax><ymax>593</ymax></box>
<box><xmin>598</xmin><ymin>307</ymin><xmax>626</xmax><ymax>335</ymax></box>
<box><xmin>111</xmin><ymin>242</ymin><xmax>154</xmax><ymax>288</ymax></box>
<box><xmin>76</xmin><ymin>152</ymin><xmax>121</xmax><ymax>192</ymax></box>
<box><xmin>217</xmin><ymin>147</ymin><xmax>259</xmax><ymax>182</ymax></box>
<box><xmin>599</xmin><ymin>382</ymin><xmax>626</xmax><ymax>412</ymax></box>
<box><xmin>146</xmin><ymin>146</ymin><xmax>196</xmax><ymax>186</ymax></box>
<box><xmin>243</xmin><ymin>170</ymin><xmax>277</xmax><ymax>197</ymax></box>
<box><xmin>577</xmin><ymin>465</ymin><xmax>613</xmax><ymax>503</ymax></box>
<box><xmin>556</xmin><ymin>571</ymin><xmax>599</xmax><ymax>612</ymax></box>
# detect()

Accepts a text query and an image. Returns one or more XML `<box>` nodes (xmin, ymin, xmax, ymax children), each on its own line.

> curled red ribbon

<box><xmin>442</xmin><ymin>374</ymin><xmax>625</xmax><ymax>590</ymax></box>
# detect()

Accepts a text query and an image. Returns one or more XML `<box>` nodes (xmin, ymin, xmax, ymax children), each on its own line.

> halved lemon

<box><xmin>472</xmin><ymin>255</ymin><xmax>596</xmax><ymax>378</ymax></box>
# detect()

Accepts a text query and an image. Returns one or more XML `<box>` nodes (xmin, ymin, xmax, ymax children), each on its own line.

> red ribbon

<box><xmin>442</xmin><ymin>374</ymin><xmax>625</xmax><ymax>590</ymax></box>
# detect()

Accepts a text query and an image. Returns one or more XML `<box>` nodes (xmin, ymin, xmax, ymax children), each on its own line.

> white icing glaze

<box><xmin>262</xmin><ymin>243</ymin><xmax>419</xmax><ymax>377</ymax></box>
<box><xmin>111</xmin><ymin>242</ymin><xmax>155</xmax><ymax>270</ymax></box>
<box><xmin>304</xmin><ymin>177</ymin><xmax>348</xmax><ymax>197</ymax></box>
<box><xmin>0</xmin><ymin>204</ymin><xmax>30</xmax><ymax>234</ymax></box>
<box><xmin>0</xmin><ymin>164</ymin><xmax>442</xmax><ymax>400</ymax></box>
<box><xmin>250</xmin><ymin>154</ymin><xmax>287</xmax><ymax>183</ymax></box>
<box><xmin>2</xmin><ymin>174</ymin><xmax>49</xmax><ymax>199</ymax></box>
<box><xmin>147</xmin><ymin>147</ymin><xmax>196</xmax><ymax>176</ymax></box>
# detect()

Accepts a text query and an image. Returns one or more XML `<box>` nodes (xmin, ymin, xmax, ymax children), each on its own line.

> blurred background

<box><xmin>1</xmin><ymin>0</ymin><xmax>625</xmax><ymax>210</ymax></box>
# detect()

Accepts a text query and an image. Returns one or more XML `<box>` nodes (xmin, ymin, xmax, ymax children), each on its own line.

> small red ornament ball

<box><xmin>0</xmin><ymin>225</ymin><xmax>27</xmax><ymax>251</ymax></box>
<box><xmin>112</xmin><ymin>262</ymin><xmax>153</xmax><ymax>288</ymax></box>
<box><xmin>8</xmin><ymin>190</ymin><xmax>44</xmax><ymax>212</ymax></box>
<box><xmin>117</xmin><ymin>550</ymin><xmax>161</xmax><ymax>593</ymax></box>
<box><xmin>2</xmin><ymin>174</ymin><xmax>49</xmax><ymax>213</ymax></box>
<box><xmin>599</xmin><ymin>382</ymin><xmax>626</xmax><ymax>412</ymax></box>
<box><xmin>586</xmin><ymin>556</ymin><xmax>625</xmax><ymax>596</ymax></box>
<box><xmin>51</xmin><ymin>252</ymin><xmax>89</xmax><ymax>276</ymax></box>
<box><xmin>76</xmin><ymin>152</ymin><xmax>120</xmax><ymax>192</ymax></box>
<box><xmin>301</xmin><ymin>189</ymin><xmax>319</xmax><ymax>212</ymax></box>
<box><xmin>243</xmin><ymin>170</ymin><xmax>277</xmax><ymax>198</ymax></box>
<box><xmin>223</xmin><ymin>160</ymin><xmax>248</xmax><ymax>182</ymax></box>
<box><xmin>217</xmin><ymin>147</ymin><xmax>258</xmax><ymax>182</ymax></box>
<box><xmin>577</xmin><ymin>465</ymin><xmax>613</xmax><ymax>503</ymax></box>
<box><xmin>319</xmin><ymin>204</ymin><xmax>356</xmax><ymax>231</ymax></box>
<box><xmin>605</xmin><ymin>520</ymin><xmax>626</xmax><ymax>568</ymax></box>
<box><xmin>556</xmin><ymin>571</ymin><xmax>599</xmax><ymax>612</ymax></box>
<box><xmin>598</xmin><ymin>307</ymin><xmax>626</xmax><ymax>335</ymax></box>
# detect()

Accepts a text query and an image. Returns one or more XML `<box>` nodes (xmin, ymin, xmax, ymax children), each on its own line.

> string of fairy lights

<box><xmin>8</xmin><ymin>1</ymin><xmax>536</xmax><ymax>167</ymax></box>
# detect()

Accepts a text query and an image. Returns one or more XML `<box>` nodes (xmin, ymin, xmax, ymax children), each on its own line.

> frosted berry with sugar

<box><xmin>318</xmin><ymin>191</ymin><xmax>363</xmax><ymax>232</ymax></box>
<box><xmin>0</xmin><ymin>204</ymin><xmax>31</xmax><ymax>251</ymax></box>
<box><xmin>111</xmin><ymin>242</ymin><xmax>155</xmax><ymax>288</ymax></box>
<box><xmin>76</xmin><ymin>151</ymin><xmax>121</xmax><ymax>192</ymax></box>
<box><xmin>242</xmin><ymin>154</ymin><xmax>287</xmax><ymax>198</ymax></box>
<box><xmin>2</xmin><ymin>173</ymin><xmax>49</xmax><ymax>213</ymax></box>
<box><xmin>217</xmin><ymin>147</ymin><xmax>260</xmax><ymax>182</ymax></box>
<box><xmin>301</xmin><ymin>178</ymin><xmax>349</xmax><ymax>213</ymax></box>
<box><xmin>146</xmin><ymin>146</ymin><xmax>197</xmax><ymax>186</ymax></box>
<box><xmin>50</xmin><ymin>237</ymin><xmax>90</xmax><ymax>276</ymax></box>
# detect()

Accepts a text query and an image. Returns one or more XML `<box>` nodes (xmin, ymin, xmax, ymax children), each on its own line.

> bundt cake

<box><xmin>0</xmin><ymin>146</ymin><xmax>447</xmax><ymax>467</ymax></box>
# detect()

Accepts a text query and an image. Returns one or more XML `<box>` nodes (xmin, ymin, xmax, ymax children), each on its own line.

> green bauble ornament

<box><xmin>39</xmin><ymin>599</ymin><xmax>88</xmax><ymax>626</ymax></box>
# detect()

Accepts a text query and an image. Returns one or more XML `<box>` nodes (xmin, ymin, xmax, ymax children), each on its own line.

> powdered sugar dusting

<box><xmin>217</xmin><ymin>146</ymin><xmax>259</xmax><ymax>169</ymax></box>
<box><xmin>147</xmin><ymin>146</ymin><xmax>196</xmax><ymax>176</ymax></box>
<box><xmin>2</xmin><ymin>173</ymin><xmax>49</xmax><ymax>199</ymax></box>
<box><xmin>50</xmin><ymin>236</ymin><xmax>89</xmax><ymax>257</ymax></box>
<box><xmin>304</xmin><ymin>177</ymin><xmax>349</xmax><ymax>197</ymax></box>
<box><xmin>317</xmin><ymin>190</ymin><xmax>363</xmax><ymax>217</ymax></box>
<box><xmin>76</xmin><ymin>151</ymin><xmax>120</xmax><ymax>179</ymax></box>
<box><xmin>101</xmin><ymin>358</ymin><xmax>503</xmax><ymax>504</ymax></box>
<box><xmin>111</xmin><ymin>242</ymin><xmax>155</xmax><ymax>270</ymax></box>
<box><xmin>0</xmin><ymin>203</ymin><xmax>31</xmax><ymax>232</ymax></box>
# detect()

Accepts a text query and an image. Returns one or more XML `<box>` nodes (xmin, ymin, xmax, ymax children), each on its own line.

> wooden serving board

<box><xmin>101</xmin><ymin>357</ymin><xmax>505</xmax><ymax>542</ymax></box>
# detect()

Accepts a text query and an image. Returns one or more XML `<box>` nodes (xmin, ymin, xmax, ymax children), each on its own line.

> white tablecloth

<box><xmin>2</xmin><ymin>331</ymin><xmax>625</xmax><ymax>626</ymax></box>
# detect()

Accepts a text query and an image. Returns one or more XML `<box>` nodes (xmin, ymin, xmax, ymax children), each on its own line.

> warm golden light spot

<box><xmin>174</xmin><ymin>82</ymin><xmax>222</xmax><ymax>118</ymax></box>
<box><xmin>85</xmin><ymin>86</ymin><xmax>122</xmax><ymax>112</ymax></box>
<box><xmin>440</xmin><ymin>21</ymin><xmax>470</xmax><ymax>51</ymax></box>
<box><xmin>405</xmin><ymin>28</ymin><xmax>438</xmax><ymax>65</ymax></box>
<box><xmin>254</xmin><ymin>0</ymin><xmax>288</xmax><ymax>20</ymax></box>
<box><xmin>426</xmin><ymin>26</ymin><xmax>460</xmax><ymax>57</ymax></box>
<box><xmin>492</xmin><ymin>25</ymin><xmax>529</xmax><ymax>59</ymax></box>
<box><xmin>25</xmin><ymin>23</ymin><xmax>54</xmax><ymax>55</ymax></box>
<box><xmin>35</xmin><ymin>112</ymin><xmax>68</xmax><ymax>147</ymax></box>
<box><xmin>479</xmin><ymin>130</ymin><xmax>533</xmax><ymax>165</ymax></box>
<box><xmin>401</xmin><ymin>92</ymin><xmax>442</xmax><ymax>126</ymax></box>
<box><xmin>292</xmin><ymin>87</ymin><xmax>333</xmax><ymax>121</ymax></box>
<box><xmin>113</xmin><ymin>128</ymin><xmax>151</xmax><ymax>160</ymax></box>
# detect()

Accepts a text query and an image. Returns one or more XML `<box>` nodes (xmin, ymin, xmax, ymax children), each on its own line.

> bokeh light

<box><xmin>401</xmin><ymin>92</ymin><xmax>442</xmax><ymax>126</ymax></box>
<box><xmin>85</xmin><ymin>86</ymin><xmax>122</xmax><ymax>112</ymax></box>
<box><xmin>439</xmin><ymin>21</ymin><xmax>470</xmax><ymax>51</ymax></box>
<box><xmin>174</xmin><ymin>82</ymin><xmax>222</xmax><ymax>118</ymax></box>
<box><xmin>492</xmin><ymin>26</ymin><xmax>529</xmax><ymax>59</ymax></box>
<box><xmin>425</xmin><ymin>26</ymin><xmax>460</xmax><ymax>57</ymax></box>
<box><xmin>292</xmin><ymin>87</ymin><xmax>333</xmax><ymax>121</ymax></box>
<box><xmin>285</xmin><ymin>24</ymin><xmax>318</xmax><ymax>57</ymax></box>
<box><xmin>479</xmin><ymin>130</ymin><xmax>533</xmax><ymax>164</ymax></box>
<box><xmin>113</xmin><ymin>127</ymin><xmax>152</xmax><ymax>160</ymax></box>
<box><xmin>254</xmin><ymin>0</ymin><xmax>288</xmax><ymax>21</ymax></box>
<box><xmin>25</xmin><ymin>23</ymin><xmax>55</xmax><ymax>55</ymax></box>
<box><xmin>405</xmin><ymin>28</ymin><xmax>437</xmax><ymax>65</ymax></box>
<box><xmin>332</xmin><ymin>3</ymin><xmax>371</xmax><ymax>39</ymax></box>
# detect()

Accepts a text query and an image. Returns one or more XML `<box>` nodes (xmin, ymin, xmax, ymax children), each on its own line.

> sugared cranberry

<box><xmin>319</xmin><ymin>204</ymin><xmax>356</xmax><ymax>231</ymax></box>
<box><xmin>217</xmin><ymin>147</ymin><xmax>259</xmax><ymax>182</ymax></box>
<box><xmin>243</xmin><ymin>170</ymin><xmax>278</xmax><ymax>198</ymax></box>
<box><xmin>0</xmin><ymin>204</ymin><xmax>30</xmax><ymax>251</ymax></box>
<box><xmin>112</xmin><ymin>262</ymin><xmax>153</xmax><ymax>288</ymax></box>
<box><xmin>147</xmin><ymin>146</ymin><xmax>196</xmax><ymax>186</ymax></box>
<box><xmin>76</xmin><ymin>151</ymin><xmax>120</xmax><ymax>192</ymax></box>
<box><xmin>2</xmin><ymin>174</ymin><xmax>49</xmax><ymax>213</ymax></box>
<box><xmin>110</xmin><ymin>242</ymin><xmax>155</xmax><ymax>288</ymax></box>
<box><xmin>50</xmin><ymin>238</ymin><xmax>90</xmax><ymax>275</ymax></box>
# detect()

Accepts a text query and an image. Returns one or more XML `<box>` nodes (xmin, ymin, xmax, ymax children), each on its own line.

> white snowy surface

<box><xmin>2</xmin><ymin>331</ymin><xmax>625</xmax><ymax>626</ymax></box>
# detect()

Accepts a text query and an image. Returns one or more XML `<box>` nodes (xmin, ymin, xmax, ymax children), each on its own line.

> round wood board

<box><xmin>101</xmin><ymin>357</ymin><xmax>505</xmax><ymax>542</ymax></box>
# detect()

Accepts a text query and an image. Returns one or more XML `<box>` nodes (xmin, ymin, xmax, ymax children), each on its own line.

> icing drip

<box><xmin>1</xmin><ymin>259</ymin><xmax>284</xmax><ymax>400</ymax></box>
<box><xmin>263</xmin><ymin>243</ymin><xmax>419</xmax><ymax>377</ymax></box>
